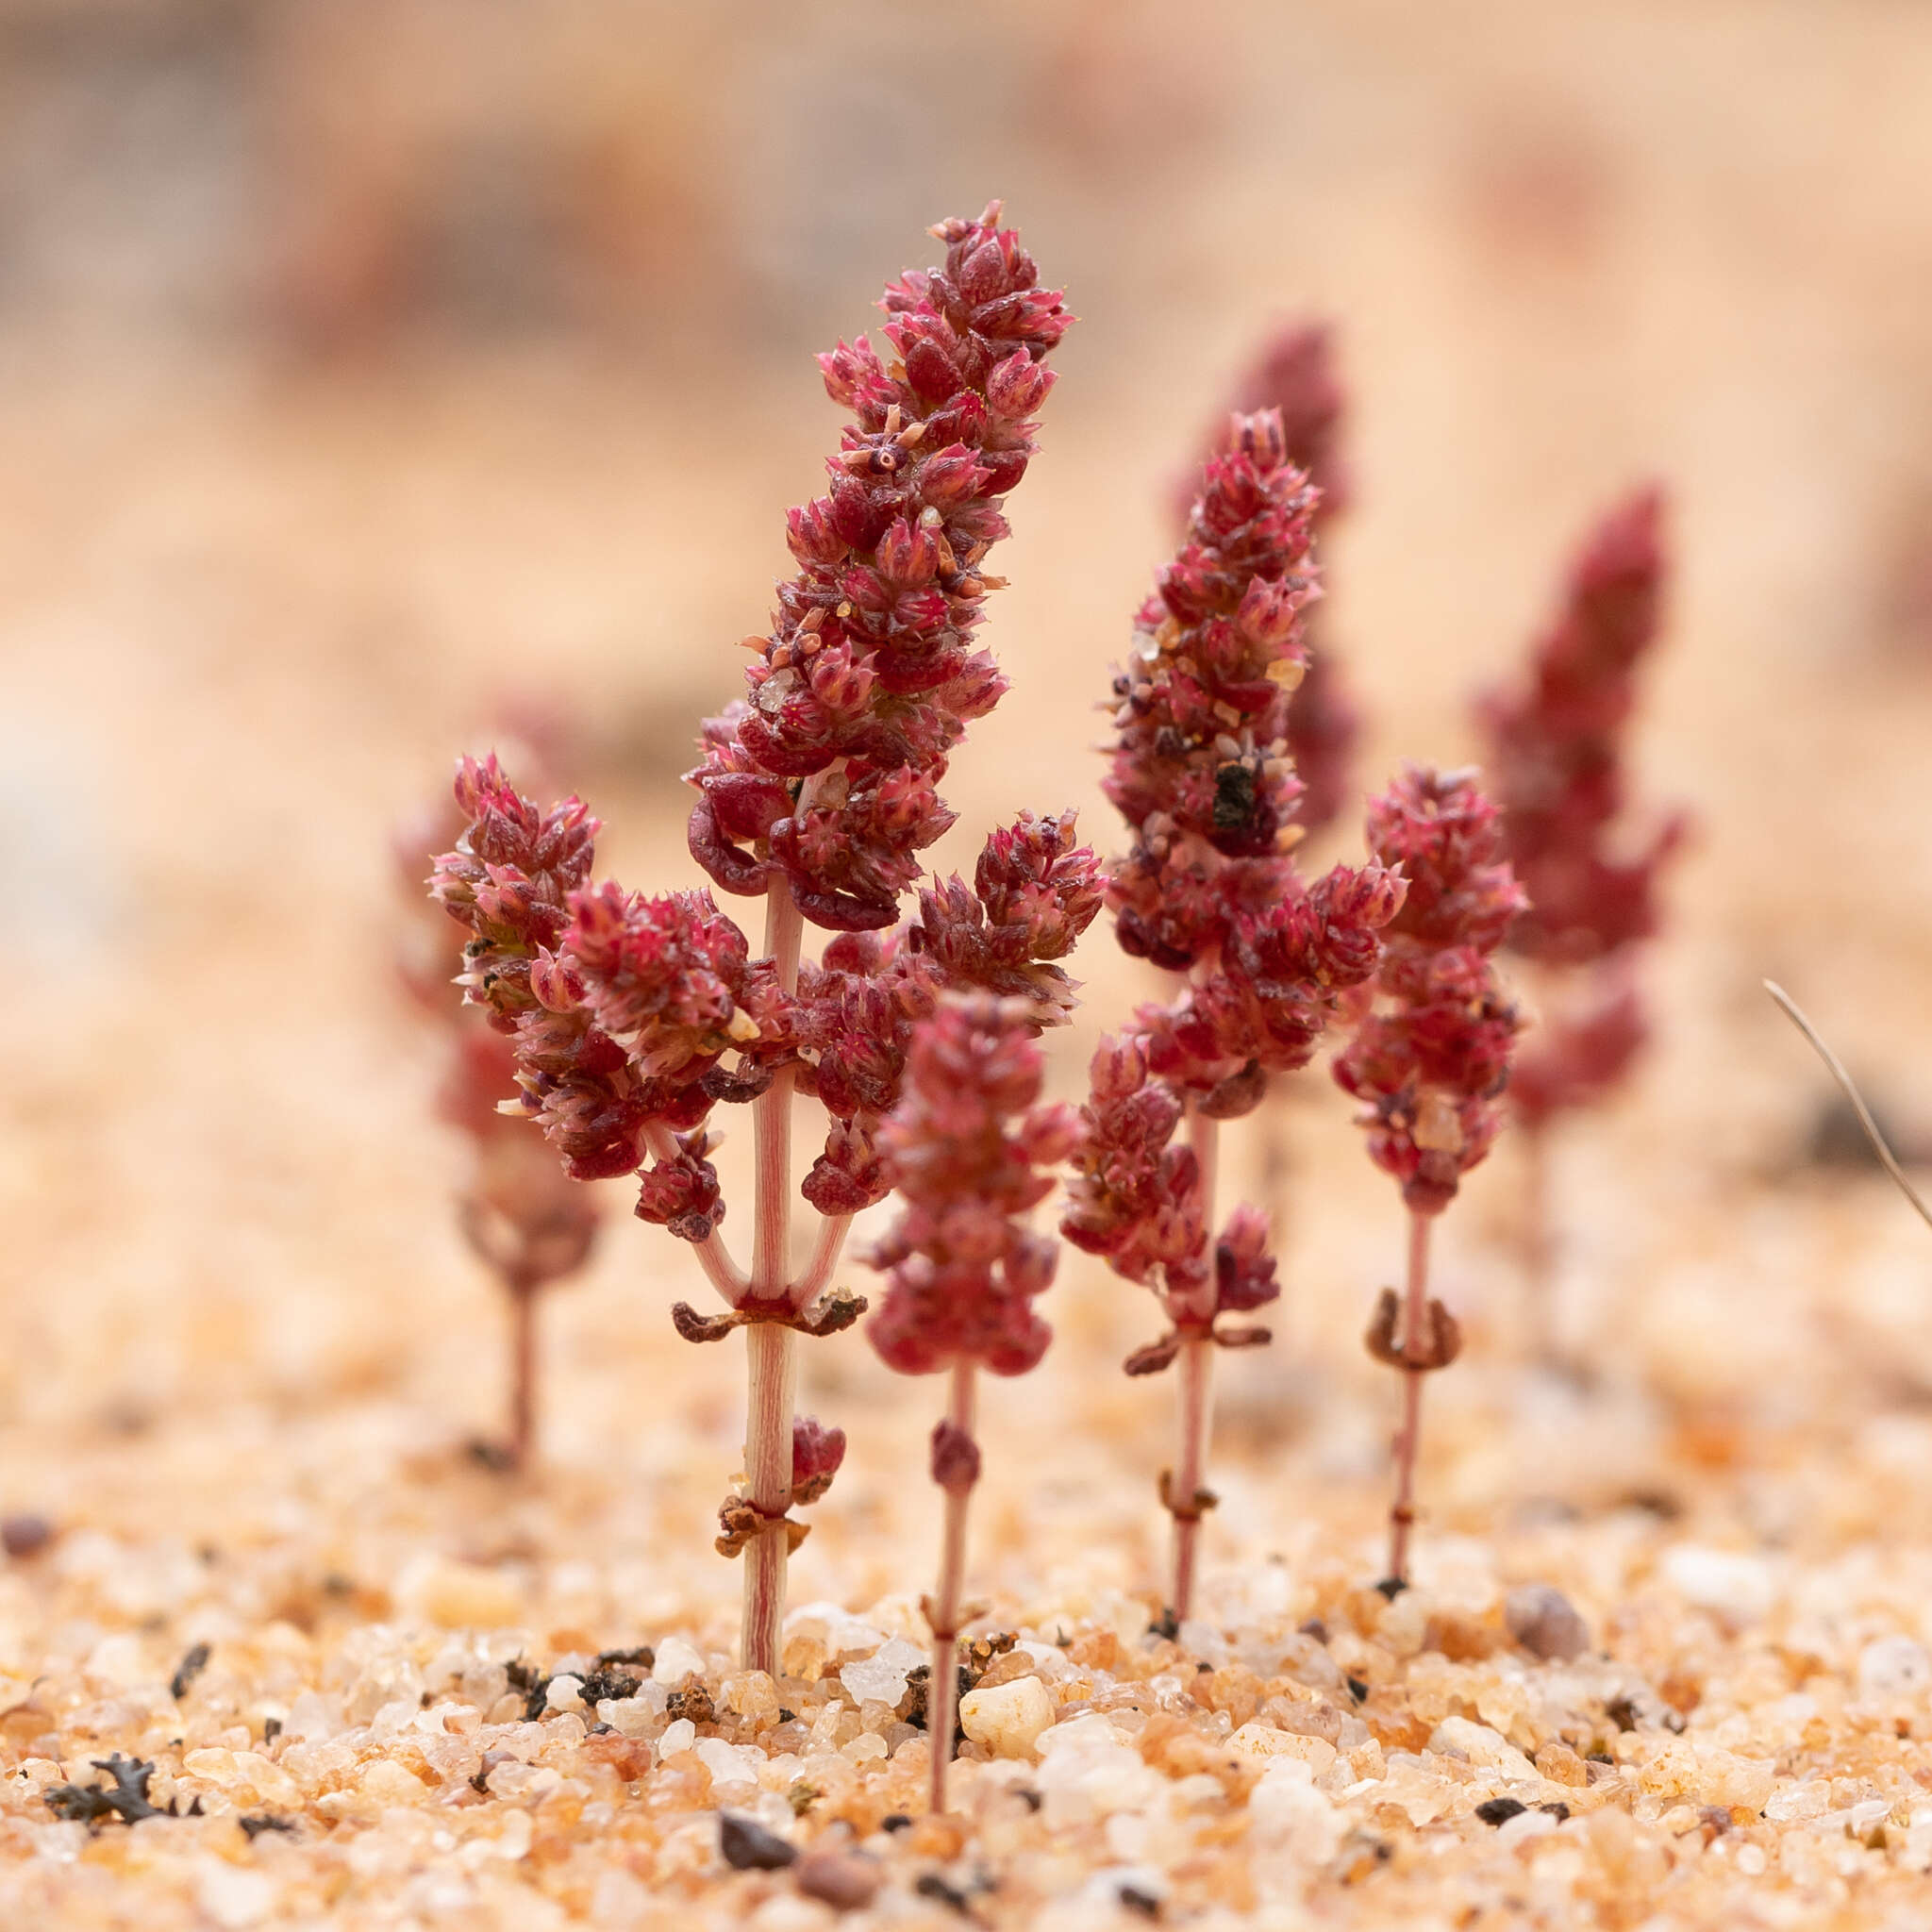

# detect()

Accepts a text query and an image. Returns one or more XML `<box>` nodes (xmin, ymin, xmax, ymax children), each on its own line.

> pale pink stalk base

<box><xmin>741</xmin><ymin>1321</ymin><xmax>797</xmax><ymax>1675</ymax></box>
<box><xmin>741</xmin><ymin>879</ymin><xmax>806</xmax><ymax>1675</ymax></box>
<box><xmin>1170</xmin><ymin>1334</ymin><xmax>1215</xmax><ymax>1624</ymax></box>
<box><xmin>1387</xmin><ymin>1208</ymin><xmax>1433</xmax><ymax>1587</ymax></box>
<box><xmin>927</xmin><ymin>1361</ymin><xmax>977</xmax><ymax>1816</ymax></box>
<box><xmin>1168</xmin><ymin>1107</ymin><xmax>1221</xmax><ymax>1624</ymax></box>
<box><xmin>507</xmin><ymin>1281</ymin><xmax>537</xmax><ymax>1473</ymax></box>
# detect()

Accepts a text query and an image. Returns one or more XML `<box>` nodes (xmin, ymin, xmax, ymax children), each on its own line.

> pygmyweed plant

<box><xmin>395</xmin><ymin>792</ymin><xmax>598</xmax><ymax>1472</ymax></box>
<box><xmin>867</xmin><ymin>994</ymin><xmax>1075</xmax><ymax>1813</ymax></box>
<box><xmin>1064</xmin><ymin>408</ymin><xmax>1405</xmax><ymax>1624</ymax></box>
<box><xmin>1333</xmin><ymin>765</ymin><xmax>1524</xmax><ymax>1588</ymax></box>
<box><xmin>1477</xmin><ymin>492</ymin><xmax>1686</xmax><ymax>1340</ymax></box>
<box><xmin>432</xmin><ymin>206</ymin><xmax>1098</xmax><ymax>1674</ymax></box>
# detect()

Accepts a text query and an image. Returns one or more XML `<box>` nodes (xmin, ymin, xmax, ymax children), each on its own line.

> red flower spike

<box><xmin>1334</xmin><ymin>765</ymin><xmax>1526</xmax><ymax>1216</ymax></box>
<box><xmin>686</xmin><ymin>206</ymin><xmax>1074</xmax><ymax>933</ymax></box>
<box><xmin>1509</xmin><ymin>963</ymin><xmax>1647</xmax><ymax>1132</ymax></box>
<box><xmin>865</xmin><ymin>996</ymin><xmax>1073</xmax><ymax>1378</ymax></box>
<box><xmin>1479</xmin><ymin>489</ymin><xmax>1688</xmax><ymax>967</ymax></box>
<box><xmin>436</xmin><ymin>758</ymin><xmax>788</xmax><ymax>1205</ymax></box>
<box><xmin>1068</xmin><ymin>389</ymin><xmax>1405</xmax><ymax>1356</ymax></box>
<box><xmin>1174</xmin><ymin>325</ymin><xmax>1360</xmax><ymax>836</ymax></box>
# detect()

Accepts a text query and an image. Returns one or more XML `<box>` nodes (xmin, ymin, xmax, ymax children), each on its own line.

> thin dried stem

<box><xmin>1765</xmin><ymin>980</ymin><xmax>1932</xmax><ymax>1234</ymax></box>
<box><xmin>741</xmin><ymin>878</ymin><xmax>807</xmax><ymax>1675</ymax></box>
<box><xmin>1387</xmin><ymin>1208</ymin><xmax>1433</xmax><ymax>1587</ymax></box>
<box><xmin>927</xmin><ymin>1361</ymin><xmax>976</xmax><ymax>1816</ymax></box>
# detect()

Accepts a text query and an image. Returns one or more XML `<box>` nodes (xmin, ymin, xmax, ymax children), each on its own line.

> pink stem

<box><xmin>1387</xmin><ymin>1208</ymin><xmax>1433</xmax><ymax>1587</ymax></box>
<box><xmin>1170</xmin><ymin>1332</ymin><xmax>1215</xmax><ymax>1625</ymax></box>
<box><xmin>927</xmin><ymin>1361</ymin><xmax>976</xmax><ymax>1816</ymax></box>
<box><xmin>741</xmin><ymin>877</ymin><xmax>806</xmax><ymax>1675</ymax></box>
<box><xmin>790</xmin><ymin>1211</ymin><xmax>853</xmax><ymax>1312</ymax></box>
<box><xmin>1167</xmin><ymin>1105</ymin><xmax>1220</xmax><ymax>1624</ymax></box>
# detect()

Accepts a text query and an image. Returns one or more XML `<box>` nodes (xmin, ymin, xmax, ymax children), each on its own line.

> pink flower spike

<box><xmin>685</xmin><ymin>206</ymin><xmax>1074</xmax><ymax>933</ymax></box>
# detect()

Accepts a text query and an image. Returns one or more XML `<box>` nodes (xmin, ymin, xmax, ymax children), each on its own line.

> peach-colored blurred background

<box><xmin>7</xmin><ymin>0</ymin><xmax>1932</xmax><ymax>1616</ymax></box>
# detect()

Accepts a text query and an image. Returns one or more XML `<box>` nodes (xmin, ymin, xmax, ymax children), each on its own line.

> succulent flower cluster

<box><xmin>1477</xmin><ymin>491</ymin><xmax>1686</xmax><ymax>1126</ymax></box>
<box><xmin>866</xmin><ymin>995</ymin><xmax>1076</xmax><ymax>1378</ymax></box>
<box><xmin>1183</xmin><ymin>324</ymin><xmax>1360</xmax><ymax>834</ymax></box>
<box><xmin>1066</xmin><ymin>408</ymin><xmax>1405</xmax><ymax>1356</ymax></box>
<box><xmin>430</xmin><ymin>755</ymin><xmax>780</xmax><ymax>1249</ymax></box>
<box><xmin>793</xmin><ymin>810</ymin><xmax>1104</xmax><ymax>1216</ymax></box>
<box><xmin>1334</xmin><ymin>765</ymin><xmax>1527</xmax><ymax>1216</ymax></box>
<box><xmin>396</xmin><ymin>791</ymin><xmax>600</xmax><ymax>1298</ymax></box>
<box><xmin>1479</xmin><ymin>489</ymin><xmax>1683</xmax><ymax>963</ymax></box>
<box><xmin>686</xmin><ymin>202</ymin><xmax>1074</xmax><ymax>934</ymax></box>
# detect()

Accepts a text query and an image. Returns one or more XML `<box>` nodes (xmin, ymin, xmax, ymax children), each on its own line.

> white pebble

<box><xmin>1428</xmin><ymin>1716</ymin><xmax>1539</xmax><ymax>1781</ymax></box>
<box><xmin>1857</xmin><ymin>1635</ymin><xmax>1932</xmax><ymax>1700</ymax></box>
<box><xmin>959</xmin><ymin>1675</ymin><xmax>1056</xmax><ymax>1758</ymax></box>
<box><xmin>197</xmin><ymin>1863</ymin><xmax>275</xmax><ymax>1930</ymax></box>
<box><xmin>1248</xmin><ymin>1758</ymin><xmax>1343</xmax><ymax>1859</ymax></box>
<box><xmin>696</xmin><ymin>1737</ymin><xmax>762</xmax><ymax>1788</ymax></box>
<box><xmin>1662</xmin><ymin>1546</ymin><xmax>1776</xmax><ymax>1624</ymax></box>
<box><xmin>658</xmin><ymin>1718</ymin><xmax>696</xmax><ymax>1757</ymax></box>
<box><xmin>652</xmin><ymin>1637</ymin><xmax>706</xmax><ymax>1686</ymax></box>
<box><xmin>785</xmin><ymin>1601</ymin><xmax>885</xmax><ymax>1657</ymax></box>
<box><xmin>839</xmin><ymin>1637</ymin><xmax>925</xmax><ymax>1707</ymax></box>
<box><xmin>544</xmin><ymin>1674</ymin><xmax>584</xmax><ymax>1715</ymax></box>
<box><xmin>1228</xmin><ymin>1724</ymin><xmax>1337</xmax><ymax>1778</ymax></box>
<box><xmin>1036</xmin><ymin>1713</ymin><xmax>1164</xmax><ymax>1821</ymax></box>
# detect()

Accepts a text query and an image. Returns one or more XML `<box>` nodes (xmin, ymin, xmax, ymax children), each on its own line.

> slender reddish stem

<box><xmin>790</xmin><ymin>1210</ymin><xmax>853</xmax><ymax>1314</ymax></box>
<box><xmin>507</xmin><ymin>1278</ymin><xmax>538</xmax><ymax>1472</ymax></box>
<box><xmin>927</xmin><ymin>1361</ymin><xmax>976</xmax><ymax>1816</ymax></box>
<box><xmin>1387</xmin><ymin>1208</ymin><xmax>1433</xmax><ymax>1587</ymax></box>
<box><xmin>1170</xmin><ymin>1334</ymin><xmax>1215</xmax><ymax>1624</ymax></box>
<box><xmin>741</xmin><ymin>876</ymin><xmax>805</xmax><ymax>1675</ymax></box>
<box><xmin>1166</xmin><ymin>1105</ymin><xmax>1220</xmax><ymax>1624</ymax></box>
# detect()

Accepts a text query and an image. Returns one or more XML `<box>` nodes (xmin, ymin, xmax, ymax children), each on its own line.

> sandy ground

<box><xmin>9</xmin><ymin>1</ymin><xmax>1932</xmax><ymax>1924</ymax></box>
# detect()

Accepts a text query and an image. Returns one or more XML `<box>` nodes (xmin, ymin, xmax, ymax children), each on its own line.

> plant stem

<box><xmin>1170</xmin><ymin>1333</ymin><xmax>1215</xmax><ymax>1624</ymax></box>
<box><xmin>790</xmin><ymin>1211</ymin><xmax>853</xmax><ymax>1313</ymax></box>
<box><xmin>1387</xmin><ymin>1208</ymin><xmax>1433</xmax><ymax>1587</ymax></box>
<box><xmin>741</xmin><ymin>1320</ymin><xmax>796</xmax><ymax>1674</ymax></box>
<box><xmin>741</xmin><ymin>876</ymin><xmax>806</xmax><ymax>1675</ymax></box>
<box><xmin>1167</xmin><ymin>1105</ymin><xmax>1220</xmax><ymax>1624</ymax></box>
<box><xmin>507</xmin><ymin>1278</ymin><xmax>538</xmax><ymax>1473</ymax></box>
<box><xmin>927</xmin><ymin>1361</ymin><xmax>976</xmax><ymax>1816</ymax></box>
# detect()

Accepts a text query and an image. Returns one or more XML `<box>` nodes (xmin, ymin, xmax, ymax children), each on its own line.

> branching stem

<box><xmin>791</xmin><ymin>1211</ymin><xmax>853</xmax><ymax>1313</ymax></box>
